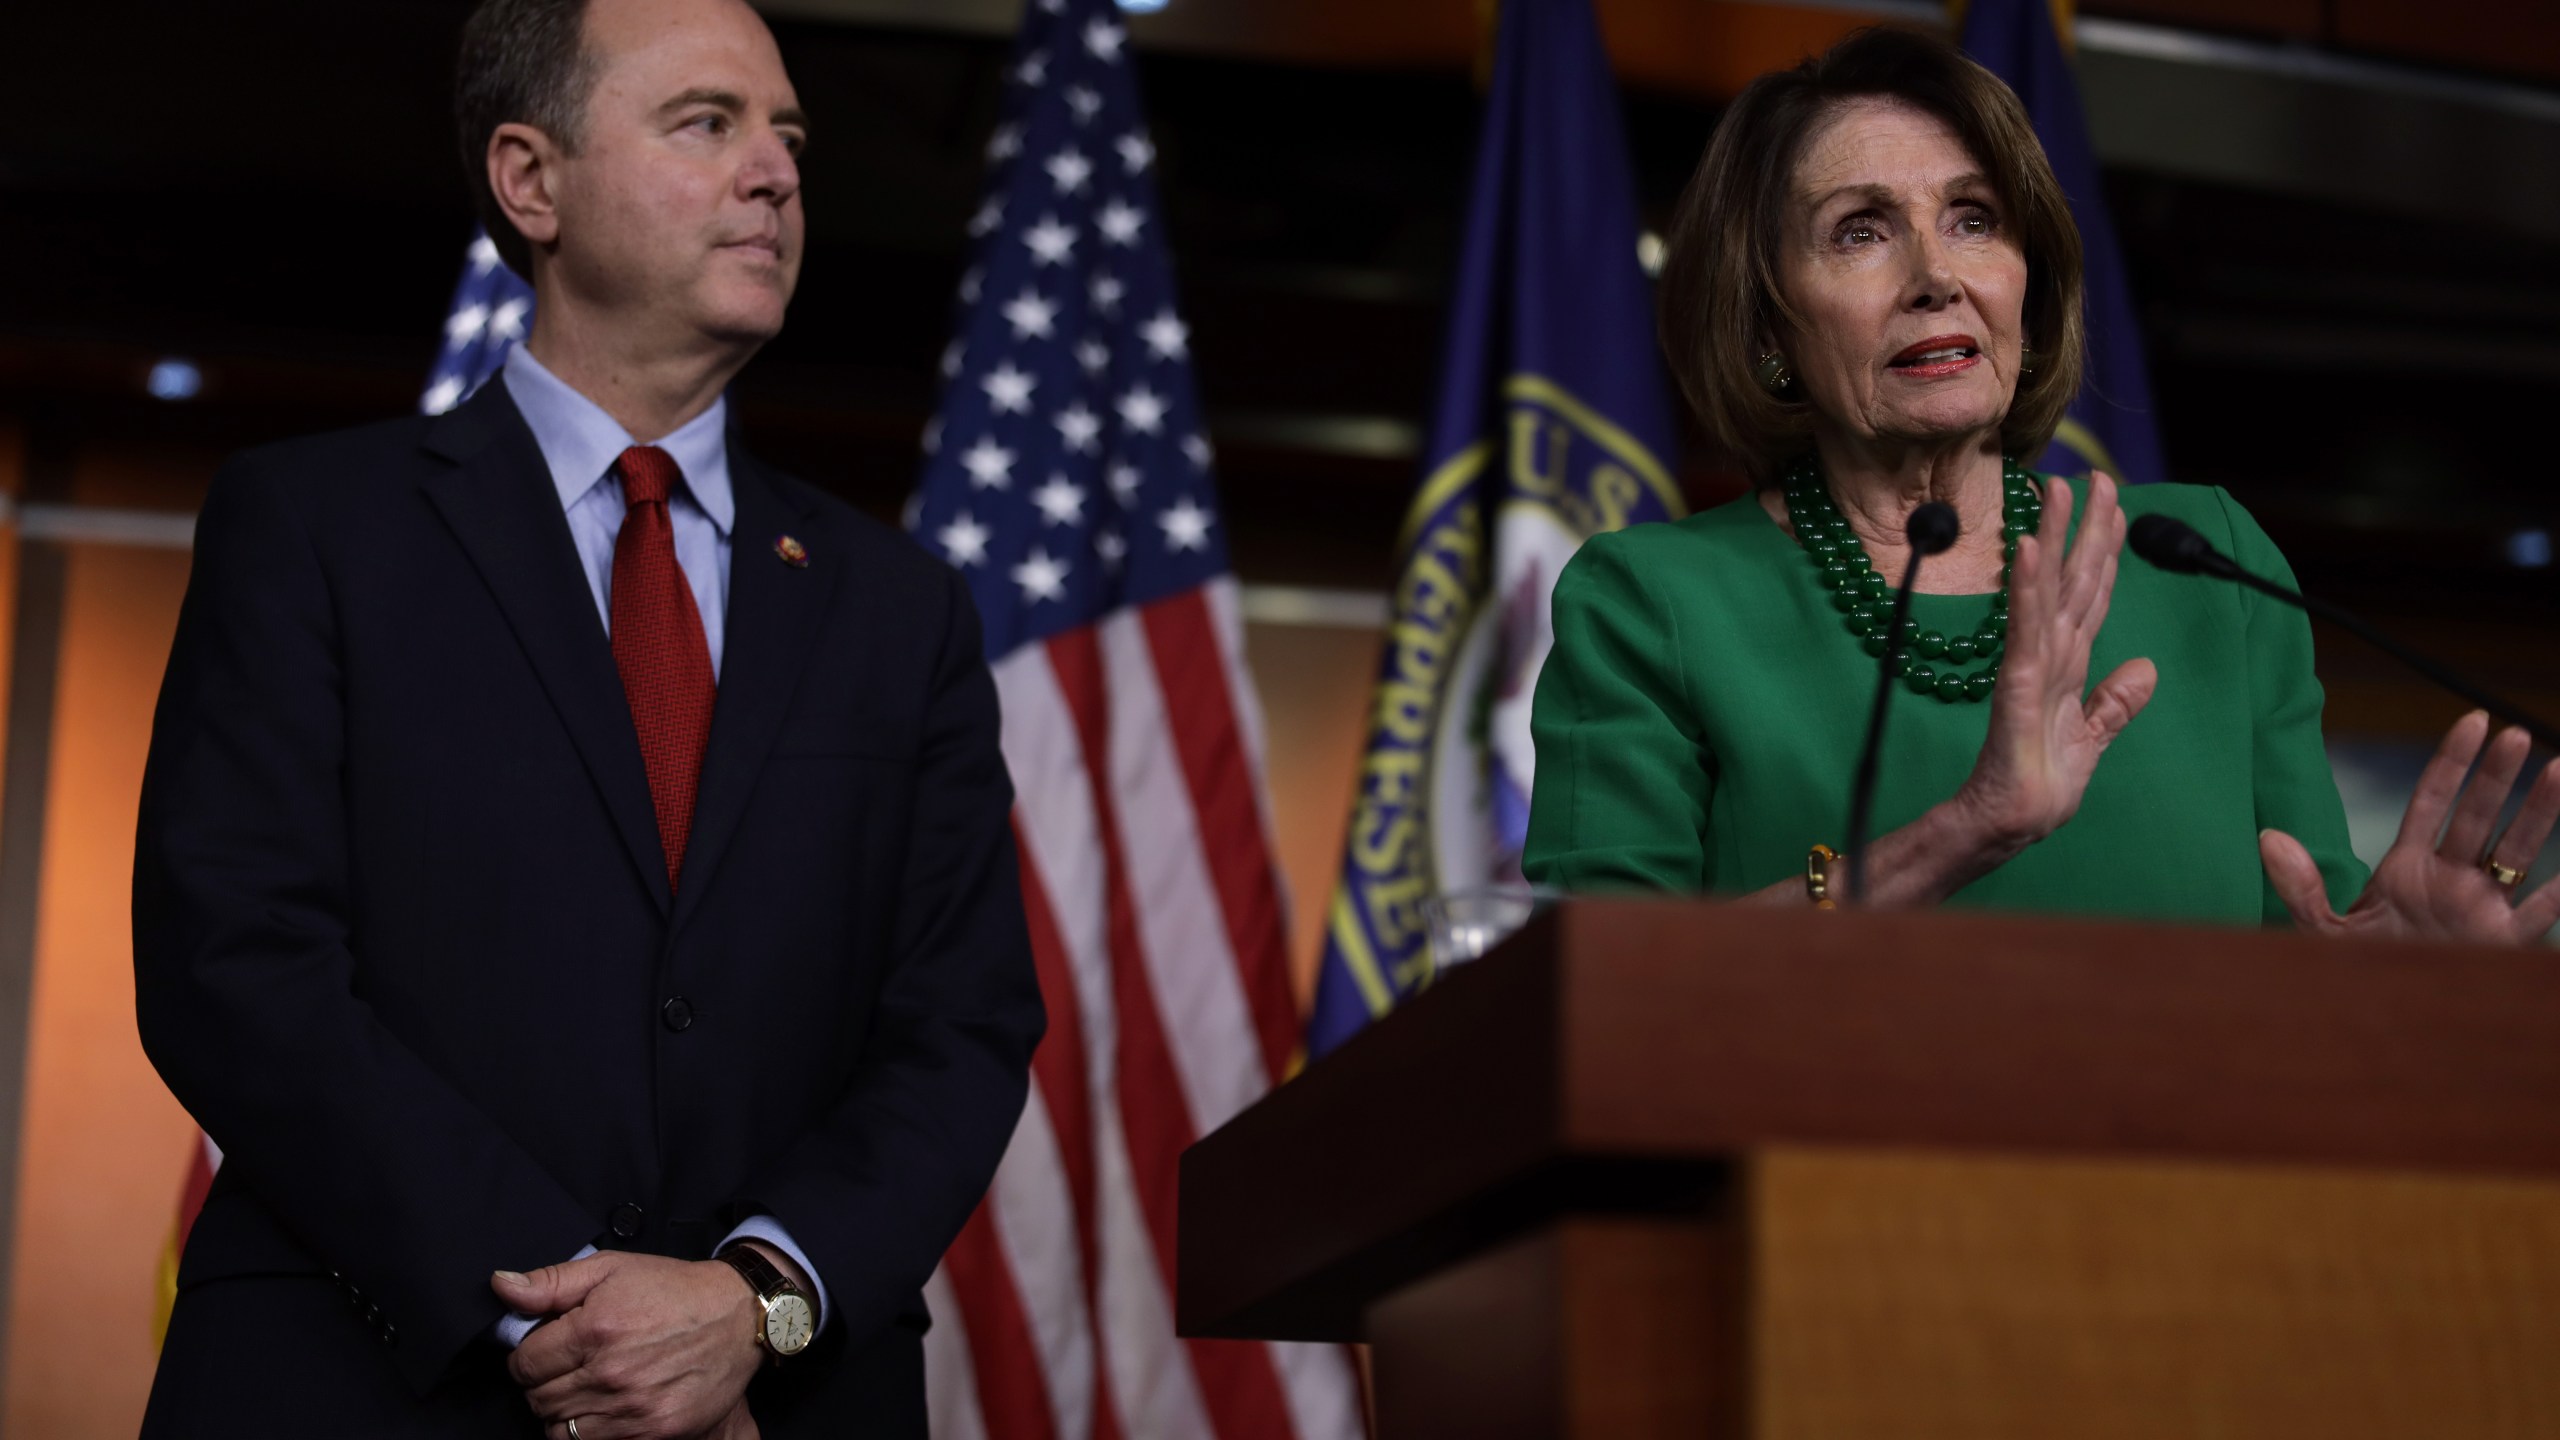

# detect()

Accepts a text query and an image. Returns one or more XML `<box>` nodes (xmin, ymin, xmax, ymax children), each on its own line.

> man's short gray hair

<box><xmin>454</xmin><ymin>0</ymin><xmax>600</xmax><ymax>280</ymax></box>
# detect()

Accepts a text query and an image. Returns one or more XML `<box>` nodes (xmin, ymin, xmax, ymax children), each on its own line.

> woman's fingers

<box><xmin>2083</xmin><ymin>541</ymin><xmax>2122</xmax><ymax>648</ymax></box>
<box><xmin>2031</xmin><ymin>478</ymin><xmax>2074</xmax><ymax>626</ymax></box>
<box><xmin>2005</xmin><ymin>532</ymin><xmax>2047</xmax><ymax>670</ymax></box>
<box><xmin>2439</xmin><ymin>723</ymin><xmax>2530</xmax><ymax>863</ymax></box>
<box><xmin>2083</xmin><ymin>657</ymin><xmax>2157</xmax><ymax>748</ymax></box>
<box><xmin>2487</xmin><ymin>757</ymin><xmax>2560</xmax><ymax>883</ymax></box>
<box><xmin>2260</xmin><ymin>827</ymin><xmax>2342</xmax><ymax>932</ymax></box>
<box><xmin>2058</xmin><ymin>473</ymin><xmax>2123</xmax><ymax>636</ymax></box>
<box><xmin>2511</xmin><ymin>871</ymin><xmax>2560</xmax><ymax>942</ymax></box>
<box><xmin>2055</xmin><ymin>541</ymin><xmax>2120</xmax><ymax>698</ymax></box>
<box><xmin>2039</xmin><ymin>474</ymin><xmax>2075</xmax><ymax>551</ymax></box>
<box><xmin>2394</xmin><ymin>710</ymin><xmax>2492</xmax><ymax>853</ymax></box>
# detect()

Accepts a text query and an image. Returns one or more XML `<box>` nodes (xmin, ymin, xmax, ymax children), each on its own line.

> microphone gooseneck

<box><xmin>1842</xmin><ymin>501</ymin><xmax>1960</xmax><ymax>904</ymax></box>
<box><xmin>2132</xmin><ymin>513</ymin><xmax>2560</xmax><ymax>751</ymax></box>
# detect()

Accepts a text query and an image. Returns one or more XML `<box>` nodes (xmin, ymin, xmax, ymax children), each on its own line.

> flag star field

<box><xmin>907</xmin><ymin>0</ymin><xmax>1225</xmax><ymax>664</ymax></box>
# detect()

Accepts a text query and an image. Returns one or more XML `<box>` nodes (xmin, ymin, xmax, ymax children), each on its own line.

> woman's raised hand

<box><xmin>2263</xmin><ymin>711</ymin><xmax>2560</xmax><ymax>945</ymax></box>
<box><xmin>1954</xmin><ymin>473</ymin><xmax>2158</xmax><ymax>852</ymax></box>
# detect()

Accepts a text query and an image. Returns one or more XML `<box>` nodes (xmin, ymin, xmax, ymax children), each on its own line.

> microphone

<box><xmin>2130</xmin><ymin>513</ymin><xmax>2560</xmax><ymax>751</ymax></box>
<box><xmin>2126</xmin><ymin>513</ymin><xmax>2239</xmax><ymax>580</ymax></box>
<box><xmin>1843</xmin><ymin>501</ymin><xmax>1959</xmax><ymax>903</ymax></box>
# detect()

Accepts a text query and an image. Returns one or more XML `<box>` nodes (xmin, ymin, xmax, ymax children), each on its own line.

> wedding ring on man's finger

<box><xmin>2483</xmin><ymin>858</ymin><xmax>2526</xmax><ymax>888</ymax></box>
<box><xmin>566</xmin><ymin>1419</ymin><xmax>582</xmax><ymax>1440</ymax></box>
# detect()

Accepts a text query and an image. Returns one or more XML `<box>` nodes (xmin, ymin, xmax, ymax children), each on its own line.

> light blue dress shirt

<box><xmin>491</xmin><ymin>346</ymin><xmax>830</xmax><ymax>1345</ymax></box>
<box><xmin>502</xmin><ymin>345</ymin><xmax>734</xmax><ymax>678</ymax></box>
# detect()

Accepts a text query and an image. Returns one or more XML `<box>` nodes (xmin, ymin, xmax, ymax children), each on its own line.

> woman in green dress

<box><xmin>1523</xmin><ymin>28</ymin><xmax>2559</xmax><ymax>942</ymax></box>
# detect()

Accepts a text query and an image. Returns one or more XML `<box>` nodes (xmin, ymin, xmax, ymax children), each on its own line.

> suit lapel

<box><xmin>419</xmin><ymin>380</ymin><xmax>675</xmax><ymax>916</ymax></box>
<box><xmin>672</xmin><ymin>445</ymin><xmax>841</xmax><ymax>931</ymax></box>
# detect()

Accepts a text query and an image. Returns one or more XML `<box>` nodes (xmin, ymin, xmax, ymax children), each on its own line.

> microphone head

<box><xmin>2129</xmin><ymin>513</ymin><xmax>2215</xmax><ymax>574</ymax></box>
<box><xmin>1905</xmin><ymin>502</ymin><xmax>1960</xmax><ymax>556</ymax></box>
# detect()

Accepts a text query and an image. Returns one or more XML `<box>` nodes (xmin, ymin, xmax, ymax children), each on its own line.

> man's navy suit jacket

<box><xmin>132</xmin><ymin>378</ymin><xmax>1043</xmax><ymax>1435</ymax></box>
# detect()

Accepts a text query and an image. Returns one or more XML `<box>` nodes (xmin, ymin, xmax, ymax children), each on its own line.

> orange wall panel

<box><xmin>1241</xmin><ymin>619</ymin><xmax>1385</xmax><ymax>1013</ymax></box>
<box><xmin>2</xmin><ymin>540</ymin><xmax>197</xmax><ymax>1440</ymax></box>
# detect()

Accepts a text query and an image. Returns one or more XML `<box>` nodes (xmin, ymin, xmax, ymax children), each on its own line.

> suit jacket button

<box><xmin>379</xmin><ymin>1321</ymin><xmax>397</xmax><ymax>1346</ymax></box>
<box><xmin>610</xmin><ymin>1202</ymin><xmax>644</xmax><ymax>1239</ymax></box>
<box><xmin>661</xmin><ymin>997</ymin><xmax>694</xmax><ymax>1032</ymax></box>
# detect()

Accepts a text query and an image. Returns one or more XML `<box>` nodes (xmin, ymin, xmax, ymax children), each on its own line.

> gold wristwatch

<box><xmin>718</xmin><ymin>1244</ymin><xmax>816</xmax><ymax>1362</ymax></box>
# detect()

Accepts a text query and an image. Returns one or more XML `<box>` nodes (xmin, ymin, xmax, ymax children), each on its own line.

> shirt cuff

<box><xmin>492</xmin><ymin>1244</ymin><xmax>597</xmax><ymax>1350</ymax></box>
<box><xmin>720</xmin><ymin>1216</ymin><xmax>830</xmax><ymax>1336</ymax></box>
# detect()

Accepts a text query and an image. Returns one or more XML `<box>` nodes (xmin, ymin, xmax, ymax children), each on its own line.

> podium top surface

<box><xmin>1178</xmin><ymin>899</ymin><xmax>2560</xmax><ymax>1339</ymax></box>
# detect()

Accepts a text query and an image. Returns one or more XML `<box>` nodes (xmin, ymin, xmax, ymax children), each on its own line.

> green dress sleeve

<box><xmin>1523</xmin><ymin>532</ymin><xmax>1713</xmax><ymax>893</ymax></box>
<box><xmin>2214</xmin><ymin>487</ymin><xmax>2370</xmax><ymax>921</ymax></box>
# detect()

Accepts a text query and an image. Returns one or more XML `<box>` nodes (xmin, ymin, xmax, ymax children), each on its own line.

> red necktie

<box><xmin>610</xmin><ymin>445</ymin><xmax>717</xmax><ymax>890</ymax></box>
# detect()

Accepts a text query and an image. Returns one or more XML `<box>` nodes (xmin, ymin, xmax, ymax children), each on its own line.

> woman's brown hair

<box><xmin>1656</xmin><ymin>26</ymin><xmax>2086</xmax><ymax>479</ymax></box>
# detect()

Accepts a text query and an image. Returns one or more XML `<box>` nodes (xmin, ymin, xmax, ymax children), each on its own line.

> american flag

<box><xmin>907</xmin><ymin>2</ymin><xmax>1363</xmax><ymax>1438</ymax></box>
<box><xmin>421</xmin><ymin>231</ymin><xmax>536</xmax><ymax>415</ymax></box>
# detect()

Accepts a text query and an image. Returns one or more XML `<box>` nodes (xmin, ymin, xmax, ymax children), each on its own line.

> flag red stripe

<box><xmin>943</xmin><ymin>1199</ymin><xmax>1062</xmax><ymax>1440</ymax></box>
<box><xmin>1012</xmin><ymin>826</ymin><xmax>1125</xmax><ymax>1440</ymax></box>
<box><xmin>1139</xmin><ymin>591</ymin><xmax>1299</xmax><ymax>1086</ymax></box>
<box><xmin>1043</xmin><ymin>628</ymin><xmax>1188</xmax><ymax>1266</ymax></box>
<box><xmin>1044</xmin><ymin>628</ymin><xmax>1297</xmax><ymax>1440</ymax></box>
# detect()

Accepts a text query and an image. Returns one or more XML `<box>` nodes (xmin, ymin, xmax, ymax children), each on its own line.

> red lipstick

<box><xmin>1887</xmin><ymin>333</ymin><xmax>1982</xmax><ymax>378</ymax></box>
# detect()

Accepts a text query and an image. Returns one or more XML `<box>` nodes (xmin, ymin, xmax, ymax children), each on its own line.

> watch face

<box><xmin>768</xmin><ymin>1293</ymin><xmax>815</xmax><ymax>1355</ymax></box>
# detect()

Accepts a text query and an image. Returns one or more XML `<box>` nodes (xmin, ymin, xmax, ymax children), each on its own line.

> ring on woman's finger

<box><xmin>566</xmin><ymin>1419</ymin><xmax>584</xmax><ymax>1440</ymax></box>
<box><xmin>2483</xmin><ymin>858</ymin><xmax>2526</xmax><ymax>888</ymax></box>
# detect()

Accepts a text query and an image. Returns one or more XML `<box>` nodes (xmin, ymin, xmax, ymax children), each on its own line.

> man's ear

<box><xmin>487</xmin><ymin>122</ymin><xmax>564</xmax><ymax>252</ymax></box>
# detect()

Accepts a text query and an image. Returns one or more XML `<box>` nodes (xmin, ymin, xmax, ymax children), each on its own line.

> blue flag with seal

<box><xmin>1305</xmin><ymin>0</ymin><xmax>1683</xmax><ymax>1058</ymax></box>
<box><xmin>1959</xmin><ymin>0</ymin><xmax>2166</xmax><ymax>485</ymax></box>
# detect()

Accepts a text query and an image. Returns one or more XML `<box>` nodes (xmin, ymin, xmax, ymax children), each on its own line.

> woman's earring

<box><xmin>2017</xmin><ymin>343</ymin><xmax>2037</xmax><ymax>379</ymax></box>
<box><xmin>1755</xmin><ymin>351</ymin><xmax>1794</xmax><ymax>394</ymax></box>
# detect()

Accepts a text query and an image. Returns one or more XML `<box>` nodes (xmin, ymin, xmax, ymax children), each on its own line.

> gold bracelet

<box><xmin>1805</xmin><ymin>844</ymin><xmax>1841</xmax><ymax>910</ymax></box>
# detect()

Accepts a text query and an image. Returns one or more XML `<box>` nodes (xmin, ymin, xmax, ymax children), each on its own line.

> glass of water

<box><xmin>1422</xmin><ymin>885</ymin><xmax>1561</xmax><ymax>976</ymax></box>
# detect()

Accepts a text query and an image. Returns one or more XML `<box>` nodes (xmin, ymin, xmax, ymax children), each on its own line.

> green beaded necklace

<box><xmin>1779</xmin><ymin>453</ymin><xmax>2042</xmax><ymax>705</ymax></box>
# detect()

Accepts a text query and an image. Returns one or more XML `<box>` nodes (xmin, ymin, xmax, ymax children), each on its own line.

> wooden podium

<box><xmin>1177</xmin><ymin>899</ymin><xmax>2560</xmax><ymax>1439</ymax></box>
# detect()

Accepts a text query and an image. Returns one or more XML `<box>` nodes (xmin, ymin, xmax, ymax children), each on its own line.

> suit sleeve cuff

<box><xmin>492</xmin><ymin>1243</ymin><xmax>597</xmax><ymax>1349</ymax></box>
<box><xmin>720</xmin><ymin>1216</ymin><xmax>830</xmax><ymax>1336</ymax></box>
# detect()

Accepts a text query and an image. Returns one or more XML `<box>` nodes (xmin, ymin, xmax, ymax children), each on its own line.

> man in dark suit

<box><xmin>131</xmin><ymin>0</ymin><xmax>1042</xmax><ymax>1433</ymax></box>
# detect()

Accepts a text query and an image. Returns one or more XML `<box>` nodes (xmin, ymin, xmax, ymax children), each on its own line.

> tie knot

<box><xmin>617</xmin><ymin>445</ymin><xmax>681</xmax><ymax>508</ymax></box>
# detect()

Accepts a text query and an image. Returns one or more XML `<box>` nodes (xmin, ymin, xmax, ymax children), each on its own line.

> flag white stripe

<box><xmin>988</xmin><ymin>1085</ymin><xmax>1096</xmax><ymax>1438</ymax></box>
<box><xmin>1089</xmin><ymin>1080</ymin><xmax>1213</xmax><ymax>1440</ymax></box>
<box><xmin>994</xmin><ymin>644</ymin><xmax>1219</xmax><ymax>1440</ymax></box>
<box><xmin>1273</xmin><ymin>1340</ymin><xmax>1366</xmax><ymax>1440</ymax></box>
<box><xmin>1100</xmin><ymin>610</ymin><xmax>1268</xmax><ymax>1138</ymax></box>
<box><xmin>1202</xmin><ymin>577</ymin><xmax>1296</xmax><ymax>992</ymax></box>
<box><xmin>995</xmin><ymin>648</ymin><xmax>1122</xmax><ymax>1083</ymax></box>
<box><xmin>1204</xmin><ymin>578</ymin><xmax>1275</xmax><ymax>791</ymax></box>
<box><xmin>924</xmin><ymin>1263</ymin><xmax>994</xmax><ymax>1440</ymax></box>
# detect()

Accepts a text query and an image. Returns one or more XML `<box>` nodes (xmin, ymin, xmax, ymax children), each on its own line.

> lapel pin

<box><xmin>774</xmin><ymin>534</ymin><xmax>809</xmax><ymax>568</ymax></box>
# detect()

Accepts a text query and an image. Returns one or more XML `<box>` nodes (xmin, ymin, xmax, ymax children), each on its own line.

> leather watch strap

<box><xmin>718</xmin><ymin>1243</ymin><xmax>793</xmax><ymax>1303</ymax></box>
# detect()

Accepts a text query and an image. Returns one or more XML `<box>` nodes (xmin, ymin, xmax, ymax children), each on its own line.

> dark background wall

<box><xmin>0</xmin><ymin>2</ymin><xmax>2555</xmax><ymax>1430</ymax></box>
<box><xmin>5</xmin><ymin>0</ymin><xmax>2558</xmax><ymax>625</ymax></box>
